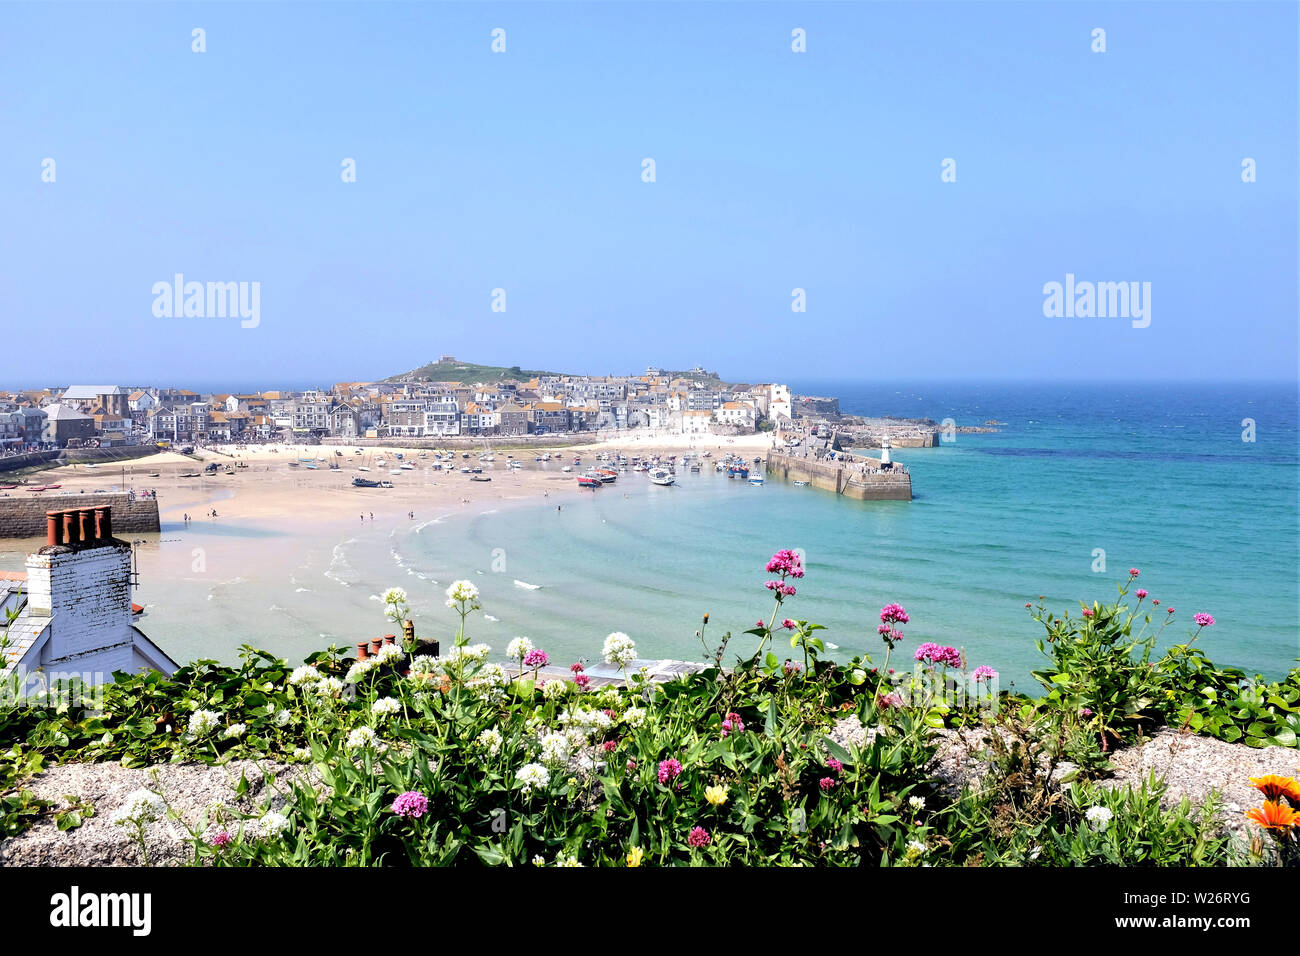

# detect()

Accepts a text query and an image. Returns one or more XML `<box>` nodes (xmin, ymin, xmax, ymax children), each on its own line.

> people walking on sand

<box><xmin>369</xmin><ymin>512</ymin><xmax>374</xmax><ymax>521</ymax></box>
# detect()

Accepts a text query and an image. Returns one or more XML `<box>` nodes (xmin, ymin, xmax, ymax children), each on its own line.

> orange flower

<box><xmin>1249</xmin><ymin>774</ymin><xmax>1300</xmax><ymax>805</ymax></box>
<box><xmin>1245</xmin><ymin>800</ymin><xmax>1300</xmax><ymax>831</ymax></box>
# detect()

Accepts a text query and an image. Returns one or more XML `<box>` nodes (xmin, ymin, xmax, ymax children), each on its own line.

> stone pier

<box><xmin>765</xmin><ymin>451</ymin><xmax>911</xmax><ymax>501</ymax></box>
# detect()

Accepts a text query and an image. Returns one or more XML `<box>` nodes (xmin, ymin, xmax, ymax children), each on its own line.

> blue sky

<box><xmin>2</xmin><ymin>2</ymin><xmax>1295</xmax><ymax>389</ymax></box>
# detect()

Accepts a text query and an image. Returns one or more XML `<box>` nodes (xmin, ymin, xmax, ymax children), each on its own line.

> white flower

<box><xmin>185</xmin><ymin>709</ymin><xmax>222</xmax><ymax>739</ymax></box>
<box><xmin>408</xmin><ymin>655</ymin><xmax>440</xmax><ymax>676</ymax></box>
<box><xmin>1085</xmin><ymin>806</ymin><xmax>1114</xmax><ymax>832</ymax></box>
<box><xmin>346</xmin><ymin>726</ymin><xmax>379</xmax><ymax>750</ymax></box>
<box><xmin>372</xmin><ymin>697</ymin><xmax>402</xmax><ymax>718</ymax></box>
<box><xmin>345</xmin><ymin>659</ymin><xmax>377</xmax><ymax>682</ymax></box>
<box><xmin>477</xmin><ymin>727</ymin><xmax>503</xmax><ymax>756</ymax></box>
<box><xmin>257</xmin><ymin>812</ymin><xmax>290</xmax><ymax>838</ymax></box>
<box><xmin>507</xmin><ymin>637</ymin><xmax>534</xmax><ymax>660</ymax></box>
<box><xmin>314</xmin><ymin>677</ymin><xmax>344</xmax><ymax>697</ymax></box>
<box><xmin>110</xmin><ymin>789</ymin><xmax>166</xmax><ymax>829</ymax></box>
<box><xmin>292</xmin><ymin>747</ymin><xmax>312</xmax><ymax>761</ymax></box>
<box><xmin>223</xmin><ymin>723</ymin><xmax>247</xmax><ymax>739</ymax></box>
<box><xmin>906</xmin><ymin>839</ymin><xmax>927</xmax><ymax>857</ymax></box>
<box><xmin>382</xmin><ymin>587</ymin><xmax>408</xmax><ymax>605</ymax></box>
<box><xmin>516</xmin><ymin>762</ymin><xmax>550</xmax><ymax>795</ymax></box>
<box><xmin>541</xmin><ymin>679</ymin><xmax>570</xmax><ymax>700</ymax></box>
<box><xmin>373</xmin><ymin>643</ymin><xmax>405</xmax><ymax>665</ymax></box>
<box><xmin>447</xmin><ymin>643</ymin><xmax>491</xmax><ymax>666</ymax></box>
<box><xmin>274</xmin><ymin>708</ymin><xmax>292</xmax><ymax>727</ymax></box>
<box><xmin>288</xmin><ymin>665</ymin><xmax>321</xmax><ymax>686</ymax></box>
<box><xmin>564</xmin><ymin>727</ymin><xmax>589</xmax><ymax>751</ymax></box>
<box><xmin>467</xmin><ymin>663</ymin><xmax>508</xmax><ymax>696</ymax></box>
<box><xmin>908</xmin><ymin>796</ymin><xmax>925</xmax><ymax>812</ymax></box>
<box><xmin>555</xmin><ymin>852</ymin><xmax>583</xmax><ymax>867</ymax></box>
<box><xmin>602</xmin><ymin>632</ymin><xmax>637</xmax><ymax>668</ymax></box>
<box><xmin>623</xmin><ymin>706</ymin><xmax>647</xmax><ymax>728</ymax></box>
<box><xmin>539</xmin><ymin>732</ymin><xmax>571</xmax><ymax>767</ymax></box>
<box><xmin>445</xmin><ymin>579</ymin><xmax>479</xmax><ymax>608</ymax></box>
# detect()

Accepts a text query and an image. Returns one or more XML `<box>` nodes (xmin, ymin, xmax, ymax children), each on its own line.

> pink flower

<box><xmin>765</xmin><ymin>549</ymin><xmax>805</xmax><ymax>578</ymax></box>
<box><xmin>783</xmin><ymin>661</ymin><xmax>802</xmax><ymax>675</ymax></box>
<box><xmin>819</xmin><ymin>777</ymin><xmax>837</xmax><ymax>792</ymax></box>
<box><xmin>877</xmin><ymin>691</ymin><xmax>904</xmax><ymax>709</ymax></box>
<box><xmin>1135</xmin><ymin>589</ymin><xmax>1148</xmax><ymax>599</ymax></box>
<box><xmin>913</xmin><ymin>643</ymin><xmax>962</xmax><ymax>668</ymax></box>
<box><xmin>574</xmin><ymin>673</ymin><xmax>591</xmax><ymax>691</ymax></box>
<box><xmin>210</xmin><ymin>830</ymin><xmax>232</xmax><ymax>849</ymax></box>
<box><xmin>523</xmin><ymin>649</ymin><xmax>549</xmax><ymax>669</ymax></box>
<box><xmin>1193</xmin><ymin>612</ymin><xmax>1215</xmax><ymax>627</ymax></box>
<box><xmin>880</xmin><ymin>603</ymin><xmax>910</xmax><ymax>625</ymax></box>
<box><xmin>602</xmin><ymin>740</ymin><xmax>618</xmax><ymax>752</ymax></box>
<box><xmin>765</xmin><ymin>580</ymin><xmax>797</xmax><ymax>597</ymax></box>
<box><xmin>626</xmin><ymin>759</ymin><xmax>637</xmax><ymax>772</ymax></box>
<box><xmin>1152</xmin><ymin>599</ymin><xmax>1160</xmax><ymax>605</ymax></box>
<box><xmin>658</xmin><ymin>758</ymin><xmax>683</xmax><ymax>785</ymax></box>
<box><xmin>687</xmin><ymin>826</ymin><xmax>712</xmax><ymax>848</ymax></box>
<box><xmin>755</xmin><ymin>620</ymin><xmax>765</xmax><ymax>628</ymax></box>
<box><xmin>720</xmin><ymin>719</ymin><xmax>733</xmax><ymax>738</ymax></box>
<box><xmin>826</xmin><ymin>757</ymin><xmax>843</xmax><ymax>775</ymax></box>
<box><xmin>1082</xmin><ymin>707</ymin><xmax>1094</xmax><ymax>717</ymax></box>
<box><xmin>972</xmin><ymin>665</ymin><xmax>998</xmax><ymax>683</ymax></box>
<box><xmin>569</xmin><ymin>662</ymin><xmax>585</xmax><ymax>674</ymax></box>
<box><xmin>392</xmin><ymin>791</ymin><xmax>429</xmax><ymax>819</ymax></box>
<box><xmin>782</xmin><ymin>619</ymin><xmax>797</xmax><ymax>630</ymax></box>
<box><xmin>1128</xmin><ymin>568</ymin><xmax>1140</xmax><ymax>578</ymax></box>
<box><xmin>1167</xmin><ymin>607</ymin><xmax>1175</xmax><ymax>614</ymax></box>
<box><xmin>1081</xmin><ymin>608</ymin><xmax>1094</xmax><ymax>618</ymax></box>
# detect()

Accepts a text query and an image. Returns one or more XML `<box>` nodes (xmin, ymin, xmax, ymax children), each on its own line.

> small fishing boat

<box><xmin>400</xmin><ymin>463</ymin><xmax>415</xmax><ymax>470</ymax></box>
<box><xmin>353</xmin><ymin>476</ymin><xmax>381</xmax><ymax>488</ymax></box>
<box><xmin>649</xmin><ymin>468</ymin><xmax>675</xmax><ymax>486</ymax></box>
<box><xmin>470</xmin><ymin>474</ymin><xmax>492</xmax><ymax>482</ymax></box>
<box><xmin>577</xmin><ymin>475</ymin><xmax>601</xmax><ymax>489</ymax></box>
<box><xmin>357</xmin><ymin>466</ymin><xmax>370</xmax><ymax>472</ymax></box>
<box><xmin>562</xmin><ymin>465</ymin><xmax>573</xmax><ymax>473</ymax></box>
<box><xmin>748</xmin><ymin>475</ymin><xmax>765</xmax><ymax>485</ymax></box>
<box><xmin>389</xmin><ymin>469</ymin><xmax>402</xmax><ymax>476</ymax></box>
<box><xmin>594</xmin><ymin>468</ymin><xmax>618</xmax><ymax>483</ymax></box>
<box><xmin>793</xmin><ymin>480</ymin><xmax>810</xmax><ymax>487</ymax></box>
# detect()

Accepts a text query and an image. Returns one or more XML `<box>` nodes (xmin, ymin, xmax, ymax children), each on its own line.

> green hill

<box><xmin>387</xmin><ymin>359</ymin><xmax>569</xmax><ymax>384</ymax></box>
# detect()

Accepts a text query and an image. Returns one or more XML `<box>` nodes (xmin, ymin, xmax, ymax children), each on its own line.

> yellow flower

<box><xmin>705</xmin><ymin>784</ymin><xmax>729</xmax><ymax>806</ymax></box>
<box><xmin>626</xmin><ymin>846</ymin><xmax>644</xmax><ymax>867</ymax></box>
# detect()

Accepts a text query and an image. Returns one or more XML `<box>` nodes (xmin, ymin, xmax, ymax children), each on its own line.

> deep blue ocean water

<box><xmin>393</xmin><ymin>382</ymin><xmax>1298</xmax><ymax>690</ymax></box>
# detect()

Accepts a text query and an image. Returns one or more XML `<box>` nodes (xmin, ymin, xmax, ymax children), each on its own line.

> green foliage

<box><xmin>1028</xmin><ymin>580</ymin><xmax>1300</xmax><ymax>764</ymax></box>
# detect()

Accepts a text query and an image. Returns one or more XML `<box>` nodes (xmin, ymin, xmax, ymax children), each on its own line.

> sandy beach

<box><xmin>2</xmin><ymin>434</ymin><xmax>779</xmax><ymax>537</ymax></box>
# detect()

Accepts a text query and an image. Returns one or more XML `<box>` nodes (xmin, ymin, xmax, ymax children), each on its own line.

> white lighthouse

<box><xmin>880</xmin><ymin>436</ymin><xmax>892</xmax><ymax>466</ymax></box>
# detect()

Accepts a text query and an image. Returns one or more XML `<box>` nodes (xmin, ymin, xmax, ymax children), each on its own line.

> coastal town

<box><xmin>0</xmin><ymin>358</ymin><xmax>947</xmax><ymax>453</ymax></box>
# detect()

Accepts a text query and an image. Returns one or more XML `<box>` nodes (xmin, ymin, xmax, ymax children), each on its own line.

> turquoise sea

<box><xmin>380</xmin><ymin>382</ymin><xmax>1298</xmax><ymax>689</ymax></box>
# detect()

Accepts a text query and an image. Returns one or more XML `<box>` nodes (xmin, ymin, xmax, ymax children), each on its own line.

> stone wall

<box><xmin>0</xmin><ymin>494</ymin><xmax>161</xmax><ymax>539</ymax></box>
<box><xmin>765</xmin><ymin>451</ymin><xmax>911</xmax><ymax>501</ymax></box>
<box><xmin>0</xmin><ymin>446</ymin><xmax>163</xmax><ymax>475</ymax></box>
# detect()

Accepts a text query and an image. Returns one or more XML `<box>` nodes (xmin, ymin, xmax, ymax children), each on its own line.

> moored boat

<box><xmin>648</xmin><ymin>468</ymin><xmax>675</xmax><ymax>486</ymax></box>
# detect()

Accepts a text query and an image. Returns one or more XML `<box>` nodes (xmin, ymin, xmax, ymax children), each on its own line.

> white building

<box><xmin>715</xmin><ymin>401</ymin><xmax>756</xmax><ymax>429</ymax></box>
<box><xmin>1</xmin><ymin>506</ymin><xmax>177</xmax><ymax>700</ymax></box>
<box><xmin>682</xmin><ymin>409</ymin><xmax>712</xmax><ymax>435</ymax></box>
<box><xmin>768</xmin><ymin>384</ymin><xmax>792</xmax><ymax>422</ymax></box>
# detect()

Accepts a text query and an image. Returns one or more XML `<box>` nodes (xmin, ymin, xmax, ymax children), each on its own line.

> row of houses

<box><xmin>0</xmin><ymin>373</ymin><xmax>794</xmax><ymax>446</ymax></box>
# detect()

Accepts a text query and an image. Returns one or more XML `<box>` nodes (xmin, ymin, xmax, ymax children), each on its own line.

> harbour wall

<box><xmin>765</xmin><ymin>451</ymin><xmax>911</xmax><ymax>501</ymax></box>
<box><xmin>0</xmin><ymin>494</ymin><xmax>161</xmax><ymax>539</ymax></box>
<box><xmin>0</xmin><ymin>446</ymin><xmax>164</xmax><ymax>475</ymax></box>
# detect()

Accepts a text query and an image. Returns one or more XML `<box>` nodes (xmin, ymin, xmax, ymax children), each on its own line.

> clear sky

<box><xmin>2</xmin><ymin>1</ymin><xmax>1296</xmax><ymax>389</ymax></box>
